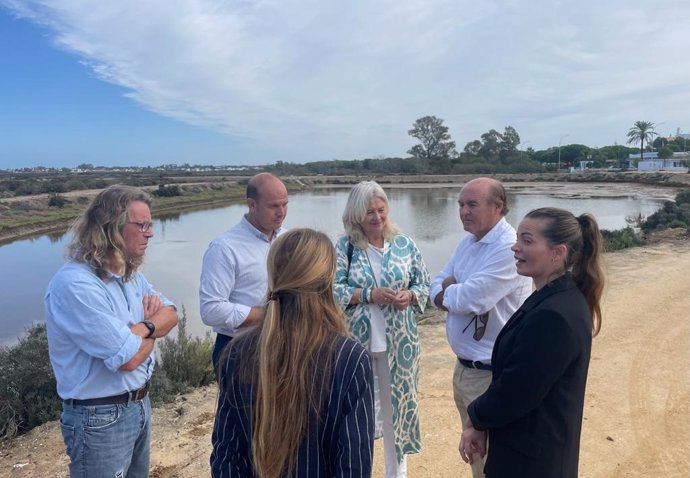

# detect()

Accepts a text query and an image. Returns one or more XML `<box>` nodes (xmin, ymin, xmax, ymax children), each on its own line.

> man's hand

<box><xmin>459</xmin><ymin>426</ymin><xmax>487</xmax><ymax>464</ymax></box>
<box><xmin>131</xmin><ymin>295</ymin><xmax>178</xmax><ymax>339</ymax></box>
<box><xmin>442</xmin><ymin>276</ymin><xmax>457</xmax><ymax>290</ymax></box>
<box><xmin>143</xmin><ymin>293</ymin><xmax>162</xmax><ymax>320</ymax></box>
<box><xmin>434</xmin><ymin>276</ymin><xmax>457</xmax><ymax>310</ymax></box>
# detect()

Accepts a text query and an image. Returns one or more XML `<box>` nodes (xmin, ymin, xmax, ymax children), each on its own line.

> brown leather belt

<box><xmin>63</xmin><ymin>381</ymin><xmax>150</xmax><ymax>406</ymax></box>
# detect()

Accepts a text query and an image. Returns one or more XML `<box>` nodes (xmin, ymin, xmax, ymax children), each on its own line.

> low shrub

<box><xmin>0</xmin><ymin>324</ymin><xmax>60</xmax><ymax>440</ymax></box>
<box><xmin>151</xmin><ymin>308</ymin><xmax>215</xmax><ymax>405</ymax></box>
<box><xmin>641</xmin><ymin>199</ymin><xmax>690</xmax><ymax>233</ymax></box>
<box><xmin>152</xmin><ymin>185</ymin><xmax>181</xmax><ymax>197</ymax></box>
<box><xmin>601</xmin><ymin>227</ymin><xmax>646</xmax><ymax>252</ymax></box>
<box><xmin>0</xmin><ymin>310</ymin><xmax>215</xmax><ymax>438</ymax></box>
<box><xmin>48</xmin><ymin>194</ymin><xmax>67</xmax><ymax>208</ymax></box>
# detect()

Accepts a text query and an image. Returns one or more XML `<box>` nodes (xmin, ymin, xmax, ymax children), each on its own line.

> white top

<box><xmin>365</xmin><ymin>245</ymin><xmax>387</xmax><ymax>353</ymax></box>
<box><xmin>430</xmin><ymin>218</ymin><xmax>532</xmax><ymax>363</ymax></box>
<box><xmin>199</xmin><ymin>215</ymin><xmax>285</xmax><ymax>337</ymax></box>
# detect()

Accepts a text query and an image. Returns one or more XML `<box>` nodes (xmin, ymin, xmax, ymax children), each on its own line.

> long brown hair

<box><xmin>525</xmin><ymin>207</ymin><xmax>605</xmax><ymax>336</ymax></box>
<box><xmin>233</xmin><ymin>229</ymin><xmax>348</xmax><ymax>477</ymax></box>
<box><xmin>68</xmin><ymin>185</ymin><xmax>152</xmax><ymax>280</ymax></box>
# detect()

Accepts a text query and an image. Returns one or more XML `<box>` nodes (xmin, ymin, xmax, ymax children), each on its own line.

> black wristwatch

<box><xmin>142</xmin><ymin>320</ymin><xmax>156</xmax><ymax>338</ymax></box>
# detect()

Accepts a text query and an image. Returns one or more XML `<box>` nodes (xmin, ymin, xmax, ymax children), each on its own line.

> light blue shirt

<box><xmin>199</xmin><ymin>215</ymin><xmax>285</xmax><ymax>337</ymax></box>
<box><xmin>45</xmin><ymin>261</ymin><xmax>175</xmax><ymax>400</ymax></box>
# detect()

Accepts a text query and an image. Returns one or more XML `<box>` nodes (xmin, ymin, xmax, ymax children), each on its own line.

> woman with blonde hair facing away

<box><xmin>334</xmin><ymin>181</ymin><xmax>430</xmax><ymax>478</ymax></box>
<box><xmin>211</xmin><ymin>228</ymin><xmax>375</xmax><ymax>478</ymax></box>
<box><xmin>460</xmin><ymin>207</ymin><xmax>605</xmax><ymax>478</ymax></box>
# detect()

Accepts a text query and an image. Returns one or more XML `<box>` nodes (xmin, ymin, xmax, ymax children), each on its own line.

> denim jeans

<box><xmin>60</xmin><ymin>395</ymin><xmax>152</xmax><ymax>478</ymax></box>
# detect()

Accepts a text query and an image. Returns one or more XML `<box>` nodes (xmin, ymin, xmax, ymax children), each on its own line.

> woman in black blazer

<box><xmin>460</xmin><ymin>207</ymin><xmax>605</xmax><ymax>478</ymax></box>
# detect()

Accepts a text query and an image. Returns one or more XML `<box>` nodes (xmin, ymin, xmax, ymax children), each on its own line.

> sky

<box><xmin>1</xmin><ymin>0</ymin><xmax>688</xmax><ymax>169</ymax></box>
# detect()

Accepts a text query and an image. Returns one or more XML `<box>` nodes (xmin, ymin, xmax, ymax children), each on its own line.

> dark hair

<box><xmin>525</xmin><ymin>207</ymin><xmax>605</xmax><ymax>335</ymax></box>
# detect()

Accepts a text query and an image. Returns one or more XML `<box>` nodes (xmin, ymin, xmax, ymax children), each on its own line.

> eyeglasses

<box><xmin>127</xmin><ymin>221</ymin><xmax>154</xmax><ymax>233</ymax></box>
<box><xmin>463</xmin><ymin>312</ymin><xmax>489</xmax><ymax>341</ymax></box>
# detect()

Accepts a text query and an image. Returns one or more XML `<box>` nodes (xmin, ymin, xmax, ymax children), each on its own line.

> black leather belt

<box><xmin>63</xmin><ymin>381</ymin><xmax>150</xmax><ymax>406</ymax></box>
<box><xmin>458</xmin><ymin>357</ymin><xmax>492</xmax><ymax>371</ymax></box>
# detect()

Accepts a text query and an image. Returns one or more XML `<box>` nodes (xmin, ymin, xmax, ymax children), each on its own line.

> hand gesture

<box><xmin>459</xmin><ymin>426</ymin><xmax>487</xmax><ymax>465</ymax></box>
<box><xmin>371</xmin><ymin>287</ymin><xmax>397</xmax><ymax>306</ymax></box>
<box><xmin>392</xmin><ymin>289</ymin><xmax>413</xmax><ymax>311</ymax></box>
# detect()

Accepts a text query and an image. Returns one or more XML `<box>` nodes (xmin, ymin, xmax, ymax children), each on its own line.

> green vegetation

<box><xmin>0</xmin><ymin>182</ymin><xmax>248</xmax><ymax>240</ymax></box>
<box><xmin>601</xmin><ymin>189</ymin><xmax>690</xmax><ymax>252</ymax></box>
<box><xmin>407</xmin><ymin>116</ymin><xmax>457</xmax><ymax>173</ymax></box>
<box><xmin>640</xmin><ymin>190</ymin><xmax>690</xmax><ymax>233</ymax></box>
<box><xmin>601</xmin><ymin>227</ymin><xmax>646</xmax><ymax>251</ymax></box>
<box><xmin>0</xmin><ymin>324</ymin><xmax>60</xmax><ymax>439</ymax></box>
<box><xmin>150</xmin><ymin>310</ymin><xmax>215</xmax><ymax>404</ymax></box>
<box><xmin>48</xmin><ymin>194</ymin><xmax>67</xmax><ymax>208</ymax></box>
<box><xmin>152</xmin><ymin>184</ymin><xmax>182</xmax><ymax>197</ymax></box>
<box><xmin>627</xmin><ymin>120</ymin><xmax>658</xmax><ymax>163</ymax></box>
<box><xmin>0</xmin><ymin>310</ymin><xmax>215</xmax><ymax>440</ymax></box>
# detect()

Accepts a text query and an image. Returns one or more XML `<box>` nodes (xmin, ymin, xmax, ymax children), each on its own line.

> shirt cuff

<box><xmin>103</xmin><ymin>333</ymin><xmax>142</xmax><ymax>372</ymax></box>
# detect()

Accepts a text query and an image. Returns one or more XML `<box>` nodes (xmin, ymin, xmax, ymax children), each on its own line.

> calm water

<box><xmin>0</xmin><ymin>184</ymin><xmax>672</xmax><ymax>344</ymax></box>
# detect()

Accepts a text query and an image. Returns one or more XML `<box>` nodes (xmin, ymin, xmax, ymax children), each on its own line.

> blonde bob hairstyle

<box><xmin>232</xmin><ymin>228</ymin><xmax>348</xmax><ymax>478</ymax></box>
<box><xmin>342</xmin><ymin>180</ymin><xmax>400</xmax><ymax>249</ymax></box>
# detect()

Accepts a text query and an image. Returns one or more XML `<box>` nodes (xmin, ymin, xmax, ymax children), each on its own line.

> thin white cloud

<box><xmin>2</xmin><ymin>0</ymin><xmax>689</xmax><ymax>163</ymax></box>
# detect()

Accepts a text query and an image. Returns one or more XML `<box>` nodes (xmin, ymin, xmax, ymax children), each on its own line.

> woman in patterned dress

<box><xmin>334</xmin><ymin>181</ymin><xmax>431</xmax><ymax>478</ymax></box>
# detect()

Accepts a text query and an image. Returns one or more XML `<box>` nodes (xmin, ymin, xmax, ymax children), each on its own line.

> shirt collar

<box><xmin>475</xmin><ymin>217</ymin><xmax>508</xmax><ymax>245</ymax></box>
<box><xmin>241</xmin><ymin>214</ymin><xmax>282</xmax><ymax>242</ymax></box>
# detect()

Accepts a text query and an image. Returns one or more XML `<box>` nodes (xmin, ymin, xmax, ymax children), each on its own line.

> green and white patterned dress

<box><xmin>334</xmin><ymin>233</ymin><xmax>430</xmax><ymax>461</ymax></box>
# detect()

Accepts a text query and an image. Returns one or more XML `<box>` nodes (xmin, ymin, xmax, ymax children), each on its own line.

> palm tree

<box><xmin>626</xmin><ymin>121</ymin><xmax>658</xmax><ymax>163</ymax></box>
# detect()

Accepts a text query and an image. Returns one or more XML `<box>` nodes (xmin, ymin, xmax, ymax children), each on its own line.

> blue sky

<box><xmin>1</xmin><ymin>0</ymin><xmax>688</xmax><ymax>169</ymax></box>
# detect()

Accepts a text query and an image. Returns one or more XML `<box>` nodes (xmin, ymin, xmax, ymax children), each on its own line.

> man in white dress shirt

<box><xmin>430</xmin><ymin>177</ymin><xmax>531</xmax><ymax>478</ymax></box>
<box><xmin>199</xmin><ymin>173</ymin><xmax>288</xmax><ymax>371</ymax></box>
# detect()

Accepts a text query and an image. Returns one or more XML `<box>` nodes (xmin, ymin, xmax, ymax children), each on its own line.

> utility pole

<box><xmin>558</xmin><ymin>134</ymin><xmax>570</xmax><ymax>171</ymax></box>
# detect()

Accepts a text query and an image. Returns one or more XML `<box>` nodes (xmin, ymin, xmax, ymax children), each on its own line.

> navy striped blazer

<box><xmin>211</xmin><ymin>335</ymin><xmax>375</xmax><ymax>477</ymax></box>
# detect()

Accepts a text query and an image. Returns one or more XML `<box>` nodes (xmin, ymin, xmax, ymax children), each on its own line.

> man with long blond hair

<box><xmin>211</xmin><ymin>229</ymin><xmax>375</xmax><ymax>477</ymax></box>
<box><xmin>45</xmin><ymin>185</ymin><xmax>178</xmax><ymax>477</ymax></box>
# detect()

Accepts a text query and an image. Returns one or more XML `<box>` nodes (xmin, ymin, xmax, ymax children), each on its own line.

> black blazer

<box><xmin>468</xmin><ymin>273</ymin><xmax>592</xmax><ymax>478</ymax></box>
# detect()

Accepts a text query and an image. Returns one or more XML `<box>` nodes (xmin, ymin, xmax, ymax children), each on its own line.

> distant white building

<box><xmin>629</xmin><ymin>151</ymin><xmax>688</xmax><ymax>172</ymax></box>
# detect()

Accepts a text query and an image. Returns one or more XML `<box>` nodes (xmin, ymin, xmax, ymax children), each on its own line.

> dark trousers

<box><xmin>212</xmin><ymin>333</ymin><xmax>233</xmax><ymax>376</ymax></box>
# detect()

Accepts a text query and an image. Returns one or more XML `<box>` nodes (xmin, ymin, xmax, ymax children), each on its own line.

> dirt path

<box><xmin>1</xmin><ymin>240</ymin><xmax>688</xmax><ymax>477</ymax></box>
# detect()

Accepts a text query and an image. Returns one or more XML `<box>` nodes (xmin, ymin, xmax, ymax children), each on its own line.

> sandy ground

<box><xmin>1</xmin><ymin>238</ymin><xmax>688</xmax><ymax>477</ymax></box>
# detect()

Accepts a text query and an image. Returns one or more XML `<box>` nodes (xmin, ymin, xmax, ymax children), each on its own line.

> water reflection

<box><xmin>0</xmin><ymin>184</ymin><xmax>672</xmax><ymax>344</ymax></box>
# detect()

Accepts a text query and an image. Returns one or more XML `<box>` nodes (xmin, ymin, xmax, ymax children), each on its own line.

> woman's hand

<box><xmin>370</xmin><ymin>287</ymin><xmax>397</xmax><ymax>306</ymax></box>
<box><xmin>392</xmin><ymin>290</ymin><xmax>413</xmax><ymax>311</ymax></box>
<box><xmin>459</xmin><ymin>426</ymin><xmax>487</xmax><ymax>464</ymax></box>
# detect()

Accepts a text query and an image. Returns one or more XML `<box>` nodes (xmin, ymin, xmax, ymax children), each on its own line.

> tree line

<box><xmin>266</xmin><ymin>117</ymin><xmax>687</xmax><ymax>177</ymax></box>
<box><xmin>2</xmin><ymin>119</ymin><xmax>687</xmax><ymax>198</ymax></box>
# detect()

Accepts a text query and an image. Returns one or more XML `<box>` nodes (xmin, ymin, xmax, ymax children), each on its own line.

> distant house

<box><xmin>629</xmin><ymin>151</ymin><xmax>688</xmax><ymax>172</ymax></box>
